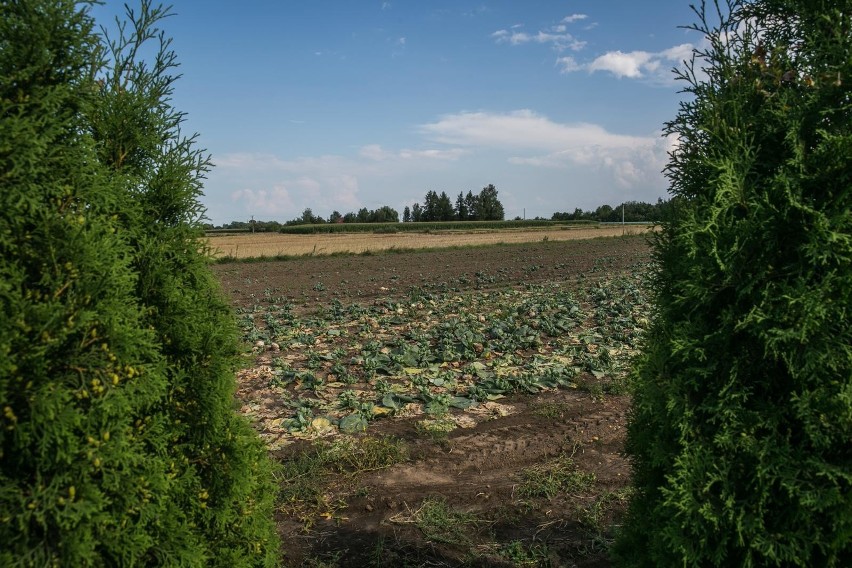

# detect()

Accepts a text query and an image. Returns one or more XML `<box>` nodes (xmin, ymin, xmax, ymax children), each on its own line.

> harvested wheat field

<box><xmin>208</xmin><ymin>225</ymin><xmax>651</xmax><ymax>259</ymax></box>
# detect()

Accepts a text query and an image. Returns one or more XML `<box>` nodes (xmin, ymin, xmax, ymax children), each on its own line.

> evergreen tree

<box><xmin>0</xmin><ymin>1</ymin><xmax>277</xmax><ymax>565</ymax></box>
<box><xmin>402</xmin><ymin>205</ymin><xmax>411</xmax><ymax>223</ymax></box>
<box><xmin>464</xmin><ymin>190</ymin><xmax>479</xmax><ymax>221</ymax></box>
<box><xmin>411</xmin><ymin>202</ymin><xmax>423</xmax><ymax>222</ymax></box>
<box><xmin>436</xmin><ymin>191</ymin><xmax>454</xmax><ymax>221</ymax></box>
<box><xmin>454</xmin><ymin>191</ymin><xmax>468</xmax><ymax>220</ymax></box>
<box><xmin>616</xmin><ymin>1</ymin><xmax>852</xmax><ymax>566</ymax></box>
<box><xmin>423</xmin><ymin>190</ymin><xmax>439</xmax><ymax>221</ymax></box>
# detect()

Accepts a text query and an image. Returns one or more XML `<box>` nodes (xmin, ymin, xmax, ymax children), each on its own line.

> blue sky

<box><xmin>91</xmin><ymin>1</ymin><xmax>703</xmax><ymax>224</ymax></box>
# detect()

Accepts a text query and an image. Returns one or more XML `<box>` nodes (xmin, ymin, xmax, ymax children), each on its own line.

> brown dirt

<box><xmin>213</xmin><ymin>234</ymin><xmax>651</xmax><ymax>313</ymax></box>
<box><xmin>212</xmin><ymin>234</ymin><xmax>652</xmax><ymax>567</ymax></box>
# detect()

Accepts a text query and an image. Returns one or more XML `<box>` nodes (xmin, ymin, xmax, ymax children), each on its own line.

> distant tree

<box><xmin>343</xmin><ymin>212</ymin><xmax>358</xmax><ymax>223</ymax></box>
<box><xmin>356</xmin><ymin>207</ymin><xmax>370</xmax><ymax>223</ymax></box>
<box><xmin>369</xmin><ymin>205</ymin><xmax>399</xmax><ymax>223</ymax></box>
<box><xmin>436</xmin><ymin>191</ymin><xmax>454</xmax><ymax>221</ymax></box>
<box><xmin>411</xmin><ymin>202</ymin><xmax>423</xmax><ymax>222</ymax></box>
<box><xmin>616</xmin><ymin>1</ymin><xmax>852</xmax><ymax>565</ymax></box>
<box><xmin>402</xmin><ymin>205</ymin><xmax>411</xmax><ymax>222</ymax></box>
<box><xmin>464</xmin><ymin>190</ymin><xmax>479</xmax><ymax>221</ymax></box>
<box><xmin>477</xmin><ymin>184</ymin><xmax>505</xmax><ymax>221</ymax></box>
<box><xmin>454</xmin><ymin>191</ymin><xmax>468</xmax><ymax>220</ymax></box>
<box><xmin>594</xmin><ymin>204</ymin><xmax>615</xmax><ymax>222</ymax></box>
<box><xmin>328</xmin><ymin>210</ymin><xmax>343</xmax><ymax>223</ymax></box>
<box><xmin>422</xmin><ymin>190</ymin><xmax>439</xmax><ymax>221</ymax></box>
<box><xmin>301</xmin><ymin>207</ymin><xmax>315</xmax><ymax>224</ymax></box>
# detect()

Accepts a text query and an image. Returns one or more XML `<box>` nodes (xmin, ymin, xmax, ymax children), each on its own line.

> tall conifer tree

<box><xmin>616</xmin><ymin>1</ymin><xmax>851</xmax><ymax>566</ymax></box>
<box><xmin>0</xmin><ymin>1</ymin><xmax>277</xmax><ymax>565</ymax></box>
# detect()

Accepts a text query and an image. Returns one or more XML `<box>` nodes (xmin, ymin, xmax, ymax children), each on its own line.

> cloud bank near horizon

<box><xmin>212</xmin><ymin>110</ymin><xmax>672</xmax><ymax>222</ymax></box>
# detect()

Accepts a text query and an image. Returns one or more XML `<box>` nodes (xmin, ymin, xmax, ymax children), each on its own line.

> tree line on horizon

<box><xmin>208</xmin><ymin>189</ymin><xmax>673</xmax><ymax>232</ymax></box>
<box><xmin>551</xmin><ymin>198</ymin><xmax>674</xmax><ymax>223</ymax></box>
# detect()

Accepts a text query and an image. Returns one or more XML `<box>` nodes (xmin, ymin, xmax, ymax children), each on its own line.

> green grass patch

<box><xmin>531</xmin><ymin>400</ymin><xmax>571</xmax><ymax>420</ymax></box>
<box><xmin>277</xmin><ymin>437</ymin><xmax>408</xmax><ymax>527</ymax></box>
<box><xmin>496</xmin><ymin>540</ymin><xmax>552</xmax><ymax>566</ymax></box>
<box><xmin>392</xmin><ymin>497</ymin><xmax>486</xmax><ymax>546</ymax></box>
<box><xmin>517</xmin><ymin>455</ymin><xmax>596</xmax><ymax>500</ymax></box>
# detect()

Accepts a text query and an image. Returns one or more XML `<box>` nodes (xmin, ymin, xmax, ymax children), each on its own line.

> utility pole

<box><xmin>622</xmin><ymin>203</ymin><xmax>625</xmax><ymax>235</ymax></box>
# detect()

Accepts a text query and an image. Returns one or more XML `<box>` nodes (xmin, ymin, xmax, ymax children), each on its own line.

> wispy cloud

<box><xmin>492</xmin><ymin>14</ymin><xmax>589</xmax><ymax>52</ymax></box>
<box><xmin>359</xmin><ymin>144</ymin><xmax>467</xmax><ymax>162</ymax></box>
<box><xmin>492</xmin><ymin>29</ymin><xmax>586</xmax><ymax>51</ymax></box>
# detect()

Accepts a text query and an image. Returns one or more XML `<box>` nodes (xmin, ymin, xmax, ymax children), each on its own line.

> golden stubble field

<box><xmin>208</xmin><ymin>225</ymin><xmax>652</xmax><ymax>259</ymax></box>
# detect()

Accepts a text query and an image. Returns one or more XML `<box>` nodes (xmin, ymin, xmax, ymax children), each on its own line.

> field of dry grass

<box><xmin>208</xmin><ymin>225</ymin><xmax>651</xmax><ymax>259</ymax></box>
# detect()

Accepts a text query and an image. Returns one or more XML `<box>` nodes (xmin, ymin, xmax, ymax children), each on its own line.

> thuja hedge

<box><xmin>616</xmin><ymin>1</ymin><xmax>851</xmax><ymax>566</ymax></box>
<box><xmin>0</xmin><ymin>2</ymin><xmax>277</xmax><ymax>566</ymax></box>
<box><xmin>278</xmin><ymin>219</ymin><xmax>596</xmax><ymax>234</ymax></box>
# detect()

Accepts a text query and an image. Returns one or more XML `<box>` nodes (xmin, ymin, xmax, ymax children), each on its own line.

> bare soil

<box><xmin>213</xmin><ymin>234</ymin><xmax>651</xmax><ymax>312</ymax></box>
<box><xmin>212</xmin><ymin>235</ymin><xmax>652</xmax><ymax>567</ymax></box>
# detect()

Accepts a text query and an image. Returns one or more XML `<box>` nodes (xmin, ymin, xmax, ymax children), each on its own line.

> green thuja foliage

<box><xmin>89</xmin><ymin>3</ymin><xmax>278</xmax><ymax>565</ymax></box>
<box><xmin>615</xmin><ymin>1</ymin><xmax>852</xmax><ymax>566</ymax></box>
<box><xmin>0</xmin><ymin>1</ymin><xmax>277</xmax><ymax>565</ymax></box>
<box><xmin>0</xmin><ymin>1</ymin><xmax>178</xmax><ymax>564</ymax></box>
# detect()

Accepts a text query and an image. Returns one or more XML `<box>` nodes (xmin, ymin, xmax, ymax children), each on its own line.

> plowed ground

<box><xmin>212</xmin><ymin>235</ymin><xmax>652</xmax><ymax>567</ymax></box>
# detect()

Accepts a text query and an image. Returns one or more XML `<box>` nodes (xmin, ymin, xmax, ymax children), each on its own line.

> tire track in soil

<box><xmin>357</xmin><ymin>390</ymin><xmax>631</xmax><ymax>518</ymax></box>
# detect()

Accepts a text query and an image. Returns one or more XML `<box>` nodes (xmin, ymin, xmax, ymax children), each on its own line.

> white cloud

<box><xmin>207</xmin><ymin>112</ymin><xmax>672</xmax><ymax>223</ymax></box>
<box><xmin>213</xmin><ymin>143</ymin><xmax>468</xmax><ymax>220</ymax></box>
<box><xmin>562</xmin><ymin>14</ymin><xmax>588</xmax><ymax>24</ymax></box>
<box><xmin>660</xmin><ymin>43</ymin><xmax>694</xmax><ymax>64</ymax></box>
<box><xmin>588</xmin><ymin>50</ymin><xmax>654</xmax><ymax>79</ymax></box>
<box><xmin>556</xmin><ymin>56</ymin><xmax>580</xmax><ymax>73</ymax></box>
<box><xmin>419</xmin><ymin>109</ymin><xmax>648</xmax><ymax>151</ymax></box>
<box><xmin>229</xmin><ymin>174</ymin><xmax>360</xmax><ymax>217</ymax></box>
<box><xmin>560</xmin><ymin>43</ymin><xmax>696</xmax><ymax>82</ymax></box>
<box><xmin>418</xmin><ymin>109</ymin><xmax>670</xmax><ymax>189</ymax></box>
<box><xmin>230</xmin><ymin>185</ymin><xmax>294</xmax><ymax>215</ymax></box>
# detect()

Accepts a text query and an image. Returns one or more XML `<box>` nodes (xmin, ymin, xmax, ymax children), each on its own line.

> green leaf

<box><xmin>449</xmin><ymin>396</ymin><xmax>475</xmax><ymax>409</ymax></box>
<box><xmin>339</xmin><ymin>413</ymin><xmax>368</xmax><ymax>434</ymax></box>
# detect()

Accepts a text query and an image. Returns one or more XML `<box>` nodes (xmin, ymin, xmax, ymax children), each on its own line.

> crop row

<box><xmin>235</xmin><ymin>263</ymin><xmax>653</xmax><ymax>449</ymax></box>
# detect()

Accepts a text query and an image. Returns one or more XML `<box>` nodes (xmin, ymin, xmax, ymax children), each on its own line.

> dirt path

<box><xmin>215</xmin><ymin>235</ymin><xmax>651</xmax><ymax>567</ymax></box>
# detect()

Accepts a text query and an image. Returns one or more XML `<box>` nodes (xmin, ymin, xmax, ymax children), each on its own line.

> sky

<box><xmin>90</xmin><ymin>1</ymin><xmax>705</xmax><ymax>224</ymax></box>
